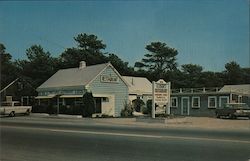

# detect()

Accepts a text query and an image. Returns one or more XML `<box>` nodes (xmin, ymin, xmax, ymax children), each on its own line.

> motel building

<box><xmin>170</xmin><ymin>84</ymin><xmax>250</xmax><ymax>117</ymax></box>
<box><xmin>36</xmin><ymin>61</ymin><xmax>129</xmax><ymax>117</ymax></box>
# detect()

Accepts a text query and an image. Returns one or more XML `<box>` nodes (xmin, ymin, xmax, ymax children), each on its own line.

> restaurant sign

<box><xmin>152</xmin><ymin>79</ymin><xmax>171</xmax><ymax>117</ymax></box>
<box><xmin>101</xmin><ymin>75</ymin><xmax>119</xmax><ymax>83</ymax></box>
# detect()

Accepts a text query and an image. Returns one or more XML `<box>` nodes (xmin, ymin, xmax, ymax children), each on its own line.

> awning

<box><xmin>35</xmin><ymin>94</ymin><xmax>56</xmax><ymax>99</ymax></box>
<box><xmin>60</xmin><ymin>95</ymin><xmax>83</xmax><ymax>98</ymax></box>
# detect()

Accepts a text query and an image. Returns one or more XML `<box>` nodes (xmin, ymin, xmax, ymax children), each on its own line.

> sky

<box><xmin>0</xmin><ymin>0</ymin><xmax>249</xmax><ymax>71</ymax></box>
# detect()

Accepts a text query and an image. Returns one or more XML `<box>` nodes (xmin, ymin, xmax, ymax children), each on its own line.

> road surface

<box><xmin>1</xmin><ymin>116</ymin><xmax>250</xmax><ymax>161</ymax></box>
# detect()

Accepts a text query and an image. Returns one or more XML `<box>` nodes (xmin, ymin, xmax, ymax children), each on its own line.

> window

<box><xmin>219</xmin><ymin>96</ymin><xmax>229</xmax><ymax>107</ymax></box>
<box><xmin>208</xmin><ymin>96</ymin><xmax>217</xmax><ymax>108</ymax></box>
<box><xmin>171</xmin><ymin>97</ymin><xmax>178</xmax><ymax>107</ymax></box>
<box><xmin>192</xmin><ymin>97</ymin><xmax>200</xmax><ymax>108</ymax></box>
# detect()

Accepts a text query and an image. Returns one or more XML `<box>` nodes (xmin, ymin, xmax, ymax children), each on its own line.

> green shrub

<box><xmin>121</xmin><ymin>102</ymin><xmax>133</xmax><ymax>117</ymax></box>
<box><xmin>144</xmin><ymin>100</ymin><xmax>152</xmax><ymax>115</ymax></box>
<box><xmin>132</xmin><ymin>98</ymin><xmax>145</xmax><ymax>112</ymax></box>
<box><xmin>82</xmin><ymin>92</ymin><xmax>95</xmax><ymax>117</ymax></box>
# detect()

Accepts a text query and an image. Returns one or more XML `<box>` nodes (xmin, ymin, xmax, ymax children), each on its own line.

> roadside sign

<box><xmin>152</xmin><ymin>79</ymin><xmax>171</xmax><ymax>118</ymax></box>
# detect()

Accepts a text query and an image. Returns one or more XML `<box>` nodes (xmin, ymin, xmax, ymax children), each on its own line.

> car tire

<box><xmin>9</xmin><ymin>111</ymin><xmax>15</xmax><ymax>117</ymax></box>
<box><xmin>25</xmin><ymin>109</ymin><xmax>30</xmax><ymax>115</ymax></box>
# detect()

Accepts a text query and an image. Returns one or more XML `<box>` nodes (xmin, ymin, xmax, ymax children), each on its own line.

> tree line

<box><xmin>1</xmin><ymin>33</ymin><xmax>249</xmax><ymax>96</ymax></box>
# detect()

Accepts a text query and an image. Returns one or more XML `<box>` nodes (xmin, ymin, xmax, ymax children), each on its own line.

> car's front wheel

<box><xmin>25</xmin><ymin>109</ymin><xmax>30</xmax><ymax>115</ymax></box>
<box><xmin>9</xmin><ymin>111</ymin><xmax>15</xmax><ymax>117</ymax></box>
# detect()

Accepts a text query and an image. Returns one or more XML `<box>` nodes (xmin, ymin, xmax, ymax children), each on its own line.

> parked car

<box><xmin>215</xmin><ymin>103</ymin><xmax>250</xmax><ymax>119</ymax></box>
<box><xmin>0</xmin><ymin>101</ymin><xmax>32</xmax><ymax>117</ymax></box>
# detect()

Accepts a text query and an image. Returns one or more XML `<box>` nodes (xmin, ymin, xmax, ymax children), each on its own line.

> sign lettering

<box><xmin>101</xmin><ymin>75</ymin><xmax>119</xmax><ymax>83</ymax></box>
<box><xmin>152</xmin><ymin>79</ymin><xmax>171</xmax><ymax>116</ymax></box>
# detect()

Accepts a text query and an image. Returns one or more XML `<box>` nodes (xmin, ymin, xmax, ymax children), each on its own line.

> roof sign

<box><xmin>100</xmin><ymin>75</ymin><xmax>119</xmax><ymax>83</ymax></box>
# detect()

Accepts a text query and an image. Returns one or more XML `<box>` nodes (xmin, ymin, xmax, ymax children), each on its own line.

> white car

<box><xmin>0</xmin><ymin>101</ymin><xmax>32</xmax><ymax>117</ymax></box>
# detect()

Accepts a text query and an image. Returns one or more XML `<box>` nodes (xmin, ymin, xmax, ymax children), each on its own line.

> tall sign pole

<box><xmin>152</xmin><ymin>81</ymin><xmax>156</xmax><ymax>118</ymax></box>
<box><xmin>166</xmin><ymin>82</ymin><xmax>171</xmax><ymax>115</ymax></box>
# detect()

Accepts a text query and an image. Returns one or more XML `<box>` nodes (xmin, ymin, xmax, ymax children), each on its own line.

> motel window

<box><xmin>208</xmin><ymin>96</ymin><xmax>217</xmax><ymax>108</ymax></box>
<box><xmin>171</xmin><ymin>97</ymin><xmax>178</xmax><ymax>107</ymax></box>
<box><xmin>192</xmin><ymin>97</ymin><xmax>200</xmax><ymax>108</ymax></box>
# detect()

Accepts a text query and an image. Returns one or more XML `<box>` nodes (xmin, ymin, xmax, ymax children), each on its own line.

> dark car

<box><xmin>215</xmin><ymin>103</ymin><xmax>250</xmax><ymax>119</ymax></box>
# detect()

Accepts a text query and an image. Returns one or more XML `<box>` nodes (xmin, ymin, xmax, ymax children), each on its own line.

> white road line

<box><xmin>50</xmin><ymin>129</ymin><xmax>163</xmax><ymax>138</ymax></box>
<box><xmin>161</xmin><ymin>135</ymin><xmax>250</xmax><ymax>144</ymax></box>
<box><xmin>50</xmin><ymin>129</ymin><xmax>250</xmax><ymax>144</ymax></box>
<box><xmin>2</xmin><ymin>125</ymin><xmax>250</xmax><ymax>144</ymax></box>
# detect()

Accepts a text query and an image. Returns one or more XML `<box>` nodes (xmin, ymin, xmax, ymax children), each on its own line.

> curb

<box><xmin>57</xmin><ymin>114</ymin><xmax>82</xmax><ymax>119</ymax></box>
<box><xmin>31</xmin><ymin>113</ymin><xmax>82</xmax><ymax>119</ymax></box>
<box><xmin>30</xmin><ymin>113</ymin><xmax>50</xmax><ymax>117</ymax></box>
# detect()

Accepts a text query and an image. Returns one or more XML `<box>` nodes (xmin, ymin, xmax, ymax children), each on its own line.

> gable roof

<box><xmin>219</xmin><ymin>84</ymin><xmax>250</xmax><ymax>96</ymax></box>
<box><xmin>37</xmin><ymin>63</ymin><xmax>109</xmax><ymax>89</ymax></box>
<box><xmin>122</xmin><ymin>76</ymin><xmax>152</xmax><ymax>95</ymax></box>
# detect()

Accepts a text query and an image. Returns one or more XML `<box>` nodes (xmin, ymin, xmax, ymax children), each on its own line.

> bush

<box><xmin>121</xmin><ymin>102</ymin><xmax>133</xmax><ymax>117</ymax></box>
<box><xmin>142</xmin><ymin>100</ymin><xmax>152</xmax><ymax>115</ymax></box>
<box><xmin>82</xmin><ymin>92</ymin><xmax>95</xmax><ymax>117</ymax></box>
<box><xmin>132</xmin><ymin>98</ymin><xmax>145</xmax><ymax>112</ymax></box>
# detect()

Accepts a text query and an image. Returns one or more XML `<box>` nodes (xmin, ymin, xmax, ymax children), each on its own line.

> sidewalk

<box><xmin>91</xmin><ymin>117</ymin><xmax>250</xmax><ymax>131</ymax></box>
<box><xmin>30</xmin><ymin>113</ymin><xmax>250</xmax><ymax>131</ymax></box>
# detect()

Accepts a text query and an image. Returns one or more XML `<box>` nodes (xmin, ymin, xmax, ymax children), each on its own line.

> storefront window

<box><xmin>171</xmin><ymin>97</ymin><xmax>178</xmax><ymax>107</ymax></box>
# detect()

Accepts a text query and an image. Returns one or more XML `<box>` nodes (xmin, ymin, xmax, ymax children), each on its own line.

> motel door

<box><xmin>181</xmin><ymin>97</ymin><xmax>189</xmax><ymax>115</ymax></box>
<box><xmin>95</xmin><ymin>98</ymin><xmax>102</xmax><ymax>113</ymax></box>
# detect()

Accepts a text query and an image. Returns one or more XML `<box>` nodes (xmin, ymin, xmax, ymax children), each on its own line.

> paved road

<box><xmin>1</xmin><ymin>116</ymin><xmax>250</xmax><ymax>161</ymax></box>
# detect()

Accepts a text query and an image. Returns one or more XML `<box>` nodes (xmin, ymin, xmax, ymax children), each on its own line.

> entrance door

<box><xmin>95</xmin><ymin>98</ymin><xmax>102</xmax><ymax>113</ymax></box>
<box><xmin>181</xmin><ymin>97</ymin><xmax>189</xmax><ymax>115</ymax></box>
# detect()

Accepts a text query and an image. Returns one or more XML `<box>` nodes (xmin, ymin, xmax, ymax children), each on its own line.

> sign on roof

<box><xmin>101</xmin><ymin>75</ymin><xmax>119</xmax><ymax>83</ymax></box>
<box><xmin>152</xmin><ymin>79</ymin><xmax>171</xmax><ymax>118</ymax></box>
